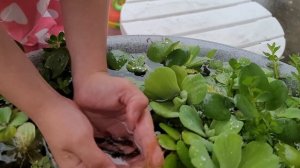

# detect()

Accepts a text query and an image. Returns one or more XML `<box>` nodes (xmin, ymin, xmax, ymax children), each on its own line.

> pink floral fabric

<box><xmin>0</xmin><ymin>0</ymin><xmax>63</xmax><ymax>52</ymax></box>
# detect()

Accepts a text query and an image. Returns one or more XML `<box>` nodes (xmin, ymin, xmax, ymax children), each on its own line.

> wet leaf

<box><xmin>213</xmin><ymin>133</ymin><xmax>242</xmax><ymax>168</ymax></box>
<box><xmin>210</xmin><ymin>116</ymin><xmax>243</xmax><ymax>136</ymax></box>
<box><xmin>126</xmin><ymin>55</ymin><xmax>147</xmax><ymax>75</ymax></box>
<box><xmin>239</xmin><ymin>141</ymin><xmax>279</xmax><ymax>168</ymax></box>
<box><xmin>147</xmin><ymin>39</ymin><xmax>179</xmax><ymax>63</ymax></box>
<box><xmin>179</xmin><ymin>105</ymin><xmax>205</xmax><ymax>137</ymax></box>
<box><xmin>182</xmin><ymin>130</ymin><xmax>213</xmax><ymax>152</ymax></box>
<box><xmin>181</xmin><ymin>74</ymin><xmax>207</xmax><ymax>105</ymax></box>
<box><xmin>107</xmin><ymin>50</ymin><xmax>129</xmax><ymax>70</ymax></box>
<box><xmin>166</xmin><ymin>49</ymin><xmax>190</xmax><ymax>67</ymax></box>
<box><xmin>144</xmin><ymin>67</ymin><xmax>180</xmax><ymax>101</ymax></box>
<box><xmin>202</xmin><ymin>93</ymin><xmax>232</xmax><ymax>121</ymax></box>
<box><xmin>189</xmin><ymin>140</ymin><xmax>215</xmax><ymax>168</ymax></box>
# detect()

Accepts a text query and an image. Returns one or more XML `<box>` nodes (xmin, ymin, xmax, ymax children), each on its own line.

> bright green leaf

<box><xmin>171</xmin><ymin>65</ymin><xmax>187</xmax><ymax>88</ymax></box>
<box><xmin>126</xmin><ymin>55</ymin><xmax>147</xmax><ymax>76</ymax></box>
<box><xmin>277</xmin><ymin>108</ymin><xmax>300</xmax><ymax>119</ymax></box>
<box><xmin>0</xmin><ymin>126</ymin><xmax>16</xmax><ymax>142</ymax></box>
<box><xmin>144</xmin><ymin>67</ymin><xmax>180</xmax><ymax>101</ymax></box>
<box><xmin>166</xmin><ymin>49</ymin><xmax>190</xmax><ymax>67</ymax></box>
<box><xmin>176</xmin><ymin>140</ymin><xmax>194</xmax><ymax>168</ymax></box>
<box><xmin>150</xmin><ymin>102</ymin><xmax>179</xmax><ymax>118</ymax></box>
<box><xmin>181</xmin><ymin>74</ymin><xmax>207</xmax><ymax>105</ymax></box>
<box><xmin>182</xmin><ymin>130</ymin><xmax>213</xmax><ymax>152</ymax></box>
<box><xmin>210</xmin><ymin>115</ymin><xmax>244</xmax><ymax>136</ymax></box>
<box><xmin>9</xmin><ymin>112</ymin><xmax>28</xmax><ymax>127</ymax></box>
<box><xmin>179</xmin><ymin>105</ymin><xmax>205</xmax><ymax>137</ymax></box>
<box><xmin>275</xmin><ymin>143</ymin><xmax>300</xmax><ymax>167</ymax></box>
<box><xmin>159</xmin><ymin>123</ymin><xmax>180</xmax><ymax>140</ymax></box>
<box><xmin>189</xmin><ymin>140</ymin><xmax>215</xmax><ymax>168</ymax></box>
<box><xmin>157</xmin><ymin>134</ymin><xmax>176</xmax><ymax>150</ymax></box>
<box><xmin>239</xmin><ymin>141</ymin><xmax>279</xmax><ymax>168</ymax></box>
<box><xmin>163</xmin><ymin>153</ymin><xmax>178</xmax><ymax>168</ymax></box>
<box><xmin>0</xmin><ymin>107</ymin><xmax>12</xmax><ymax>124</ymax></box>
<box><xmin>147</xmin><ymin>40</ymin><xmax>179</xmax><ymax>63</ymax></box>
<box><xmin>234</xmin><ymin>94</ymin><xmax>258</xmax><ymax>119</ymax></box>
<box><xmin>213</xmin><ymin>133</ymin><xmax>242</xmax><ymax>168</ymax></box>
<box><xmin>275</xmin><ymin>118</ymin><xmax>300</xmax><ymax>143</ymax></box>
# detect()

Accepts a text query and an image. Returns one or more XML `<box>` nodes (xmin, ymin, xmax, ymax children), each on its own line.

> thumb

<box><xmin>73</xmin><ymin>138</ymin><xmax>116</xmax><ymax>168</ymax></box>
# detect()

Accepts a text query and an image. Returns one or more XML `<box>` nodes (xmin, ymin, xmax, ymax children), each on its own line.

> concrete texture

<box><xmin>254</xmin><ymin>0</ymin><xmax>300</xmax><ymax>58</ymax></box>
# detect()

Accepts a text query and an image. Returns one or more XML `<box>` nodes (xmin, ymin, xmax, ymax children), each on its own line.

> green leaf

<box><xmin>186</xmin><ymin>45</ymin><xmax>200</xmax><ymax>64</ymax></box>
<box><xmin>213</xmin><ymin>133</ymin><xmax>242</xmax><ymax>168</ymax></box>
<box><xmin>239</xmin><ymin>63</ymin><xmax>270</xmax><ymax>99</ymax></box>
<box><xmin>0</xmin><ymin>107</ymin><xmax>12</xmax><ymax>124</ymax></box>
<box><xmin>144</xmin><ymin>67</ymin><xmax>180</xmax><ymax>101</ymax></box>
<box><xmin>164</xmin><ymin>153</ymin><xmax>178</xmax><ymax>168</ymax></box>
<box><xmin>44</xmin><ymin>48</ymin><xmax>69</xmax><ymax>78</ymax></box>
<box><xmin>265</xmin><ymin>80</ymin><xmax>288</xmax><ymax>110</ymax></box>
<box><xmin>239</xmin><ymin>141</ymin><xmax>279</xmax><ymax>168</ymax></box>
<box><xmin>0</xmin><ymin>126</ymin><xmax>16</xmax><ymax>142</ymax></box>
<box><xmin>182</xmin><ymin>130</ymin><xmax>213</xmax><ymax>152</ymax></box>
<box><xmin>171</xmin><ymin>65</ymin><xmax>187</xmax><ymax>88</ymax></box>
<box><xmin>176</xmin><ymin>140</ymin><xmax>194</xmax><ymax>168</ymax></box>
<box><xmin>275</xmin><ymin>118</ymin><xmax>300</xmax><ymax>143</ymax></box>
<box><xmin>157</xmin><ymin>134</ymin><xmax>176</xmax><ymax>150</ymax></box>
<box><xmin>181</xmin><ymin>74</ymin><xmax>207</xmax><ymax>105</ymax></box>
<box><xmin>210</xmin><ymin>115</ymin><xmax>244</xmax><ymax>136</ymax></box>
<box><xmin>166</xmin><ymin>49</ymin><xmax>190</xmax><ymax>67</ymax></box>
<box><xmin>189</xmin><ymin>140</ymin><xmax>215</xmax><ymax>168</ymax></box>
<box><xmin>14</xmin><ymin>122</ymin><xmax>36</xmax><ymax>152</ymax></box>
<box><xmin>234</xmin><ymin>94</ymin><xmax>258</xmax><ymax>119</ymax></box>
<box><xmin>179</xmin><ymin>105</ymin><xmax>205</xmax><ymax>137</ymax></box>
<box><xmin>159</xmin><ymin>123</ymin><xmax>180</xmax><ymax>140</ymax></box>
<box><xmin>202</xmin><ymin>93</ymin><xmax>232</xmax><ymax>121</ymax></box>
<box><xmin>206</xmin><ymin>49</ymin><xmax>217</xmax><ymax>59</ymax></box>
<box><xmin>147</xmin><ymin>40</ymin><xmax>179</xmax><ymax>63</ymax></box>
<box><xmin>150</xmin><ymin>102</ymin><xmax>179</xmax><ymax>118</ymax></box>
<box><xmin>107</xmin><ymin>50</ymin><xmax>129</xmax><ymax>70</ymax></box>
<box><xmin>216</xmin><ymin>73</ymin><xmax>231</xmax><ymax>85</ymax></box>
<box><xmin>9</xmin><ymin>112</ymin><xmax>28</xmax><ymax>127</ymax></box>
<box><xmin>277</xmin><ymin>108</ymin><xmax>300</xmax><ymax>119</ymax></box>
<box><xmin>173</xmin><ymin>91</ymin><xmax>188</xmax><ymax>109</ymax></box>
<box><xmin>275</xmin><ymin>143</ymin><xmax>300</xmax><ymax>167</ymax></box>
<box><xmin>126</xmin><ymin>55</ymin><xmax>147</xmax><ymax>75</ymax></box>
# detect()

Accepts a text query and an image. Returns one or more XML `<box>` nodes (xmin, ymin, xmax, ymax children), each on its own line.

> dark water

<box><xmin>254</xmin><ymin>0</ymin><xmax>300</xmax><ymax>61</ymax></box>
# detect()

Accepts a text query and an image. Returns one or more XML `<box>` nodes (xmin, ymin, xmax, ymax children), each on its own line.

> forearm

<box><xmin>0</xmin><ymin>25</ymin><xmax>64</xmax><ymax>122</ymax></box>
<box><xmin>60</xmin><ymin>0</ymin><xmax>109</xmax><ymax>89</ymax></box>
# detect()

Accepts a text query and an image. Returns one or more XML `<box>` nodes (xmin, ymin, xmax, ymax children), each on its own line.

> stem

<box><xmin>273</xmin><ymin>60</ymin><xmax>279</xmax><ymax>79</ymax></box>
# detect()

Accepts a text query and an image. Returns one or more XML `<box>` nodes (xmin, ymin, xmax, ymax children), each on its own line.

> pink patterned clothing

<box><xmin>0</xmin><ymin>0</ymin><xmax>64</xmax><ymax>52</ymax></box>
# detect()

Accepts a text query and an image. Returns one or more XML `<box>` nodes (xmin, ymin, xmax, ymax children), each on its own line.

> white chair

<box><xmin>120</xmin><ymin>0</ymin><xmax>285</xmax><ymax>56</ymax></box>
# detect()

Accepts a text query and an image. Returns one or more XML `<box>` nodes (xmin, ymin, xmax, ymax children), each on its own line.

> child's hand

<box><xmin>34</xmin><ymin>98</ymin><xmax>116</xmax><ymax>168</ymax></box>
<box><xmin>74</xmin><ymin>72</ymin><xmax>164</xmax><ymax>168</ymax></box>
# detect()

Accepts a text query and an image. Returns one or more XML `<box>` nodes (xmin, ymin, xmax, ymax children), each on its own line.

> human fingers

<box><xmin>133</xmin><ymin>110</ymin><xmax>164</xmax><ymax>168</ymax></box>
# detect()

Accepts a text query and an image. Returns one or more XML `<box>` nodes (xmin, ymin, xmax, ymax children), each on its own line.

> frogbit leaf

<box><xmin>213</xmin><ymin>133</ymin><xmax>242</xmax><ymax>168</ymax></box>
<box><xmin>0</xmin><ymin>107</ymin><xmax>12</xmax><ymax>124</ymax></box>
<box><xmin>202</xmin><ymin>93</ymin><xmax>232</xmax><ymax>121</ymax></box>
<box><xmin>277</xmin><ymin>108</ymin><xmax>300</xmax><ymax>119</ymax></box>
<box><xmin>189</xmin><ymin>140</ymin><xmax>215</xmax><ymax>168</ymax></box>
<box><xmin>14</xmin><ymin>122</ymin><xmax>36</xmax><ymax>152</ymax></box>
<box><xmin>275</xmin><ymin>143</ymin><xmax>300</xmax><ymax>167</ymax></box>
<box><xmin>181</xmin><ymin>74</ymin><xmax>207</xmax><ymax>105</ymax></box>
<box><xmin>239</xmin><ymin>141</ymin><xmax>279</xmax><ymax>168</ymax></box>
<box><xmin>44</xmin><ymin>48</ymin><xmax>70</xmax><ymax>78</ymax></box>
<box><xmin>159</xmin><ymin>123</ymin><xmax>180</xmax><ymax>140</ymax></box>
<box><xmin>144</xmin><ymin>67</ymin><xmax>180</xmax><ymax>101</ymax></box>
<box><xmin>176</xmin><ymin>140</ymin><xmax>194</xmax><ymax>168</ymax></box>
<box><xmin>163</xmin><ymin>153</ymin><xmax>178</xmax><ymax>168</ymax></box>
<box><xmin>157</xmin><ymin>134</ymin><xmax>176</xmax><ymax>150</ymax></box>
<box><xmin>234</xmin><ymin>94</ymin><xmax>258</xmax><ymax>119</ymax></box>
<box><xmin>107</xmin><ymin>50</ymin><xmax>129</xmax><ymax>70</ymax></box>
<box><xmin>210</xmin><ymin>115</ymin><xmax>244</xmax><ymax>136</ymax></box>
<box><xmin>9</xmin><ymin>112</ymin><xmax>28</xmax><ymax>127</ymax></box>
<box><xmin>126</xmin><ymin>55</ymin><xmax>147</xmax><ymax>76</ymax></box>
<box><xmin>147</xmin><ymin>39</ymin><xmax>179</xmax><ymax>63</ymax></box>
<box><xmin>265</xmin><ymin>80</ymin><xmax>288</xmax><ymax>110</ymax></box>
<box><xmin>166</xmin><ymin>49</ymin><xmax>190</xmax><ymax>67</ymax></box>
<box><xmin>150</xmin><ymin>102</ymin><xmax>179</xmax><ymax>118</ymax></box>
<box><xmin>182</xmin><ymin>130</ymin><xmax>213</xmax><ymax>152</ymax></box>
<box><xmin>179</xmin><ymin>105</ymin><xmax>205</xmax><ymax>137</ymax></box>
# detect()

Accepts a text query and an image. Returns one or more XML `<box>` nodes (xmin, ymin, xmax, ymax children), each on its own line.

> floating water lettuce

<box><xmin>181</xmin><ymin>74</ymin><xmax>207</xmax><ymax>105</ymax></box>
<box><xmin>147</xmin><ymin>39</ymin><xmax>179</xmax><ymax>63</ymax></box>
<box><xmin>107</xmin><ymin>49</ymin><xmax>129</xmax><ymax>70</ymax></box>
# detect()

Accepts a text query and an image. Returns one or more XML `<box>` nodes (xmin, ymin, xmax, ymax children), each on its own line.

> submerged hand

<box><xmin>74</xmin><ymin>72</ymin><xmax>164</xmax><ymax>168</ymax></box>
